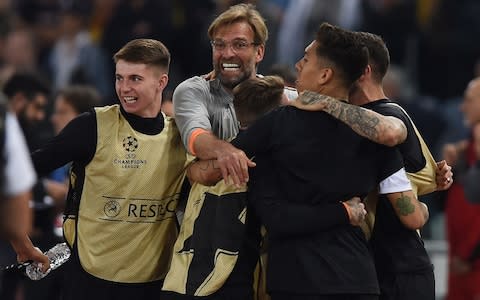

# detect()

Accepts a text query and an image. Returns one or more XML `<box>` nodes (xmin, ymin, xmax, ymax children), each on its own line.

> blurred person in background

<box><xmin>1</xmin><ymin>70</ymin><xmax>57</xmax><ymax>300</ymax></box>
<box><xmin>0</xmin><ymin>91</ymin><xmax>49</xmax><ymax>297</ymax></box>
<box><xmin>0</xmin><ymin>27</ymin><xmax>39</xmax><ymax>87</ymax></box>
<box><xmin>442</xmin><ymin>77</ymin><xmax>480</xmax><ymax>300</ymax></box>
<box><xmin>47</xmin><ymin>0</ymin><xmax>112</xmax><ymax>104</ymax></box>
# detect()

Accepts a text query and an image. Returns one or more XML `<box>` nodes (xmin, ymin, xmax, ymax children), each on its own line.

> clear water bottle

<box><xmin>25</xmin><ymin>242</ymin><xmax>71</xmax><ymax>280</ymax></box>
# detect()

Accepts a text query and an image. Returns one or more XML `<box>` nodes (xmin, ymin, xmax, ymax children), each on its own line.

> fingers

<box><xmin>435</xmin><ymin>160</ymin><xmax>453</xmax><ymax>190</ymax></box>
<box><xmin>216</xmin><ymin>149</ymin><xmax>255</xmax><ymax>186</ymax></box>
<box><xmin>344</xmin><ymin>198</ymin><xmax>367</xmax><ymax>226</ymax></box>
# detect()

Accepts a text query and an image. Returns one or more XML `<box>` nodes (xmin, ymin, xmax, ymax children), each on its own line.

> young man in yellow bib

<box><xmin>30</xmin><ymin>39</ymin><xmax>191</xmax><ymax>300</ymax></box>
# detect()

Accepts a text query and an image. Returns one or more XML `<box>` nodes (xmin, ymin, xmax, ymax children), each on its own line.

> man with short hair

<box><xmin>232</xmin><ymin>22</ymin><xmax>428</xmax><ymax>300</ymax></box>
<box><xmin>29</xmin><ymin>39</ymin><xmax>190</xmax><ymax>300</ymax></box>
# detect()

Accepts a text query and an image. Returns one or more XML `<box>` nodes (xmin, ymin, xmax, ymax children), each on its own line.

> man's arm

<box><xmin>173</xmin><ymin>78</ymin><xmax>254</xmax><ymax>185</ymax></box>
<box><xmin>291</xmin><ymin>91</ymin><xmax>407</xmax><ymax>146</ymax></box>
<box><xmin>192</xmin><ymin>133</ymin><xmax>255</xmax><ymax>186</ymax></box>
<box><xmin>186</xmin><ymin>158</ymin><xmax>222</xmax><ymax>186</ymax></box>
<box><xmin>380</xmin><ymin>168</ymin><xmax>429</xmax><ymax>230</ymax></box>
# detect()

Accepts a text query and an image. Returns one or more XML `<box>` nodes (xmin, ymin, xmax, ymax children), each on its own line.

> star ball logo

<box><xmin>122</xmin><ymin>136</ymin><xmax>139</xmax><ymax>152</ymax></box>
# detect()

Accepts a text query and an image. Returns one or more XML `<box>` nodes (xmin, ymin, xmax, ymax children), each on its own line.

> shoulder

<box><xmin>174</xmin><ymin>76</ymin><xmax>209</xmax><ymax>94</ymax></box>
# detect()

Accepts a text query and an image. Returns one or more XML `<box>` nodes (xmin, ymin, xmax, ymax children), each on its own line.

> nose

<box><xmin>295</xmin><ymin>60</ymin><xmax>301</xmax><ymax>72</ymax></box>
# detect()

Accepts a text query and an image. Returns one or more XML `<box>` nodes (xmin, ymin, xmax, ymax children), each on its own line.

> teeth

<box><xmin>222</xmin><ymin>63</ymin><xmax>239</xmax><ymax>71</ymax></box>
<box><xmin>124</xmin><ymin>96</ymin><xmax>137</xmax><ymax>103</ymax></box>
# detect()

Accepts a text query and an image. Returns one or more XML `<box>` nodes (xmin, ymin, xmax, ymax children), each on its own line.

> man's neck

<box><xmin>350</xmin><ymin>83</ymin><xmax>386</xmax><ymax>106</ymax></box>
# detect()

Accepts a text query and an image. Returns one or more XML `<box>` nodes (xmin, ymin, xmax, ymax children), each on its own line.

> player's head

<box><xmin>208</xmin><ymin>3</ymin><xmax>267</xmax><ymax>90</ymax></box>
<box><xmin>295</xmin><ymin>23</ymin><xmax>368</xmax><ymax>95</ymax></box>
<box><xmin>355</xmin><ymin>31</ymin><xmax>390</xmax><ymax>84</ymax></box>
<box><xmin>233</xmin><ymin>75</ymin><xmax>285</xmax><ymax>128</ymax></box>
<box><xmin>113</xmin><ymin>39</ymin><xmax>170</xmax><ymax>117</ymax></box>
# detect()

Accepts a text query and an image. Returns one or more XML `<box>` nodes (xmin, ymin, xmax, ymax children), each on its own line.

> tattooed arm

<box><xmin>386</xmin><ymin>190</ymin><xmax>429</xmax><ymax>230</ymax></box>
<box><xmin>291</xmin><ymin>91</ymin><xmax>407</xmax><ymax>147</ymax></box>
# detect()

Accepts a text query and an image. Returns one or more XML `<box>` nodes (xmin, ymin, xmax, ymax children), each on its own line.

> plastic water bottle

<box><xmin>25</xmin><ymin>242</ymin><xmax>71</xmax><ymax>280</ymax></box>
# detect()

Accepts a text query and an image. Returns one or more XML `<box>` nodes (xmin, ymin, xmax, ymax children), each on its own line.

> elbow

<box><xmin>401</xmin><ymin>212</ymin><xmax>428</xmax><ymax>230</ymax></box>
<box><xmin>382</xmin><ymin>130</ymin><xmax>405</xmax><ymax>147</ymax></box>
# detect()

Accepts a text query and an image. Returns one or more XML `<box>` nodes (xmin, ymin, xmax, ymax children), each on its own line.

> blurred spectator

<box><xmin>267</xmin><ymin>63</ymin><xmax>296</xmax><ymax>88</ymax></box>
<box><xmin>1</xmin><ymin>71</ymin><xmax>58</xmax><ymax>300</ymax></box>
<box><xmin>276</xmin><ymin>0</ymin><xmax>361</xmax><ymax>66</ymax></box>
<box><xmin>360</xmin><ymin>0</ymin><xmax>418</xmax><ymax>66</ymax></box>
<box><xmin>47</xmin><ymin>0</ymin><xmax>112</xmax><ymax>104</ymax></box>
<box><xmin>383</xmin><ymin>64</ymin><xmax>447</xmax><ymax>158</ymax></box>
<box><xmin>442</xmin><ymin>77</ymin><xmax>480</xmax><ymax>300</ymax></box>
<box><xmin>0</xmin><ymin>91</ymin><xmax>45</xmax><ymax>297</ymax></box>
<box><xmin>418</xmin><ymin>0</ymin><xmax>480</xmax><ymax>99</ymax></box>
<box><xmin>0</xmin><ymin>27</ymin><xmax>39</xmax><ymax>87</ymax></box>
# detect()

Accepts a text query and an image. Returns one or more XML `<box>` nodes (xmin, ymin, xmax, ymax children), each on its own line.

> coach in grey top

<box><xmin>174</xmin><ymin>76</ymin><xmax>240</xmax><ymax>147</ymax></box>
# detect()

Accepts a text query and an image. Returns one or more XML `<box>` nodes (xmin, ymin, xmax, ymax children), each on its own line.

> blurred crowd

<box><xmin>0</xmin><ymin>0</ymin><xmax>480</xmax><ymax>299</ymax></box>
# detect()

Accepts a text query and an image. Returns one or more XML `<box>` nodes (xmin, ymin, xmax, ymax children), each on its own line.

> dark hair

<box><xmin>3</xmin><ymin>71</ymin><xmax>51</xmax><ymax>101</ymax></box>
<box><xmin>56</xmin><ymin>85</ymin><xmax>101</xmax><ymax>114</ymax></box>
<box><xmin>355</xmin><ymin>32</ymin><xmax>390</xmax><ymax>83</ymax></box>
<box><xmin>315</xmin><ymin>23</ymin><xmax>368</xmax><ymax>88</ymax></box>
<box><xmin>113</xmin><ymin>39</ymin><xmax>170</xmax><ymax>73</ymax></box>
<box><xmin>233</xmin><ymin>75</ymin><xmax>284</xmax><ymax>127</ymax></box>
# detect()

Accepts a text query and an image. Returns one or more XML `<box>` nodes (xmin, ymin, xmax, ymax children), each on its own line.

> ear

<box><xmin>158</xmin><ymin>73</ymin><xmax>169</xmax><ymax>91</ymax></box>
<box><xmin>317</xmin><ymin>68</ymin><xmax>333</xmax><ymax>86</ymax></box>
<box><xmin>255</xmin><ymin>44</ymin><xmax>265</xmax><ymax>64</ymax></box>
<box><xmin>357</xmin><ymin>65</ymin><xmax>371</xmax><ymax>83</ymax></box>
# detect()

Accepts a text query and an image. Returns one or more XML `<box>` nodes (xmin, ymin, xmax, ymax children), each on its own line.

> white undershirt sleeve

<box><xmin>378</xmin><ymin>167</ymin><xmax>412</xmax><ymax>194</ymax></box>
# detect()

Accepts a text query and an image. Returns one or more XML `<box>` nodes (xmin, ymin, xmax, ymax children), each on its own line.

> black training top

<box><xmin>232</xmin><ymin>105</ymin><xmax>404</xmax><ymax>295</ymax></box>
<box><xmin>364</xmin><ymin>99</ymin><xmax>432</xmax><ymax>275</ymax></box>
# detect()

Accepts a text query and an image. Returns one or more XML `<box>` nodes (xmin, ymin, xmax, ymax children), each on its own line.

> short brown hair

<box><xmin>208</xmin><ymin>3</ymin><xmax>268</xmax><ymax>45</ymax></box>
<box><xmin>233</xmin><ymin>75</ymin><xmax>284</xmax><ymax>128</ymax></box>
<box><xmin>113</xmin><ymin>39</ymin><xmax>170</xmax><ymax>72</ymax></box>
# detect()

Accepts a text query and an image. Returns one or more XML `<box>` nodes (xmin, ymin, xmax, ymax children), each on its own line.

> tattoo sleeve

<box><xmin>299</xmin><ymin>91</ymin><xmax>407</xmax><ymax>146</ymax></box>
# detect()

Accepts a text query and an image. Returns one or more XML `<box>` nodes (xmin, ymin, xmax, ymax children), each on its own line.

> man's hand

<box><xmin>343</xmin><ymin>197</ymin><xmax>367</xmax><ymax>226</ymax></box>
<box><xmin>436</xmin><ymin>160</ymin><xmax>453</xmax><ymax>190</ymax></box>
<box><xmin>11</xmin><ymin>236</ymin><xmax>50</xmax><ymax>272</ymax></box>
<box><xmin>215</xmin><ymin>143</ymin><xmax>256</xmax><ymax>186</ymax></box>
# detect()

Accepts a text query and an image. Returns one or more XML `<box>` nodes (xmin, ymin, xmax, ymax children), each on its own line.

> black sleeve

<box><xmin>32</xmin><ymin>111</ymin><xmax>97</xmax><ymax>176</ymax></box>
<box><xmin>370</xmin><ymin>102</ymin><xmax>426</xmax><ymax>173</ymax></box>
<box><xmin>377</xmin><ymin>145</ymin><xmax>405</xmax><ymax>183</ymax></box>
<box><xmin>248</xmin><ymin>155</ymin><xmax>349</xmax><ymax>240</ymax></box>
<box><xmin>231</xmin><ymin>108</ymin><xmax>277</xmax><ymax>157</ymax></box>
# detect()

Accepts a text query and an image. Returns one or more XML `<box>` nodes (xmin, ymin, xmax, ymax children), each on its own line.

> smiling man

<box><xmin>30</xmin><ymin>39</ymin><xmax>190</xmax><ymax>300</ymax></box>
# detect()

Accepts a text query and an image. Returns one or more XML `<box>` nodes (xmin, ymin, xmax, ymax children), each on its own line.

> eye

<box><xmin>233</xmin><ymin>40</ymin><xmax>248</xmax><ymax>50</ymax></box>
<box><xmin>211</xmin><ymin>40</ymin><xmax>226</xmax><ymax>51</ymax></box>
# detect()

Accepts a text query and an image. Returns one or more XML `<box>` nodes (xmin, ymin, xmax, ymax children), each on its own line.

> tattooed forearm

<box><xmin>395</xmin><ymin>192</ymin><xmax>415</xmax><ymax>216</ymax></box>
<box><xmin>298</xmin><ymin>90</ymin><xmax>406</xmax><ymax>146</ymax></box>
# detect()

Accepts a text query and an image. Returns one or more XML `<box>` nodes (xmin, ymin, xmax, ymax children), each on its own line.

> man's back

<box><xmin>233</xmin><ymin>105</ymin><xmax>404</xmax><ymax>294</ymax></box>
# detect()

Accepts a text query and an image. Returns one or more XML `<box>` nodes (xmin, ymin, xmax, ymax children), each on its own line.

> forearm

<box><xmin>193</xmin><ymin>132</ymin><xmax>234</xmax><ymax>160</ymax></box>
<box><xmin>0</xmin><ymin>191</ymin><xmax>32</xmax><ymax>239</ymax></box>
<box><xmin>187</xmin><ymin>159</ymin><xmax>222</xmax><ymax>186</ymax></box>
<box><xmin>300</xmin><ymin>91</ymin><xmax>407</xmax><ymax>146</ymax></box>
